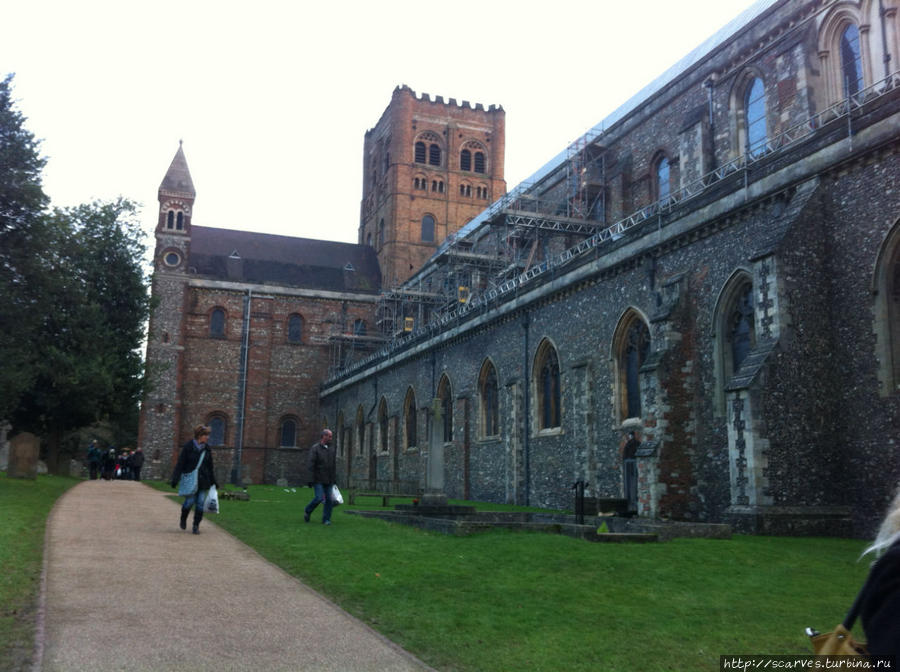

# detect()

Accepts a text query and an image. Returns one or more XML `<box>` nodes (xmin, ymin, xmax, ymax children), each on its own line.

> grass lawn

<box><xmin>150</xmin><ymin>482</ymin><xmax>871</xmax><ymax>672</ymax></box>
<box><xmin>0</xmin><ymin>473</ymin><xmax>80</xmax><ymax>671</ymax></box>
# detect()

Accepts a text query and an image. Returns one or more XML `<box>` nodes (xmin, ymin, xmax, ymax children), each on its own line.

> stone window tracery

<box><xmin>378</xmin><ymin>398</ymin><xmax>389</xmax><ymax>454</ymax></box>
<box><xmin>479</xmin><ymin>360</ymin><xmax>499</xmax><ymax>438</ymax></box>
<box><xmin>438</xmin><ymin>374</ymin><xmax>453</xmax><ymax>442</ymax></box>
<box><xmin>534</xmin><ymin>339</ymin><xmax>561</xmax><ymax>430</ymax></box>
<box><xmin>403</xmin><ymin>388</ymin><xmax>417</xmax><ymax>449</ymax></box>
<box><xmin>614</xmin><ymin>311</ymin><xmax>650</xmax><ymax>422</ymax></box>
<box><xmin>745</xmin><ymin>77</ymin><xmax>768</xmax><ymax>157</ymax></box>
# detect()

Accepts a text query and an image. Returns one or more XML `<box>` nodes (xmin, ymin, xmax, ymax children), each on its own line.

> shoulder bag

<box><xmin>806</xmin><ymin>576</ymin><xmax>869</xmax><ymax>656</ymax></box>
<box><xmin>177</xmin><ymin>450</ymin><xmax>206</xmax><ymax>496</ymax></box>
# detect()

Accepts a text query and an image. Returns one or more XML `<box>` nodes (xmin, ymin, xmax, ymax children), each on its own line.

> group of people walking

<box><xmin>86</xmin><ymin>441</ymin><xmax>144</xmax><ymax>481</ymax></box>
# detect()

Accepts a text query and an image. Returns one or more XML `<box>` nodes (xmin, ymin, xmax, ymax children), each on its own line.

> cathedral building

<box><xmin>142</xmin><ymin>0</ymin><xmax>900</xmax><ymax>535</ymax></box>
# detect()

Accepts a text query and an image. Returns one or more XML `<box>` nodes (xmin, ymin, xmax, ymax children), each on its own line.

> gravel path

<box><xmin>35</xmin><ymin>480</ymin><xmax>433</xmax><ymax>672</ymax></box>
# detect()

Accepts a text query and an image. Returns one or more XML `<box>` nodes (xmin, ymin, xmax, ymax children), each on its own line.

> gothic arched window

<box><xmin>729</xmin><ymin>284</ymin><xmax>756</xmax><ymax>374</ymax></box>
<box><xmin>437</xmin><ymin>374</ymin><xmax>453</xmax><ymax>443</ymax></box>
<box><xmin>656</xmin><ymin>156</ymin><xmax>670</xmax><ymax>202</ymax></box>
<box><xmin>479</xmin><ymin>360</ymin><xmax>499</xmax><ymax>438</ymax></box>
<box><xmin>745</xmin><ymin>77</ymin><xmax>767</xmax><ymax>157</ymax></box>
<box><xmin>614</xmin><ymin>312</ymin><xmax>650</xmax><ymax>421</ymax></box>
<box><xmin>841</xmin><ymin>23</ymin><xmax>864</xmax><ymax>98</ymax></box>
<box><xmin>534</xmin><ymin>339</ymin><xmax>561</xmax><ymax>429</ymax></box>
<box><xmin>378</xmin><ymin>398</ymin><xmax>389</xmax><ymax>453</ymax></box>
<box><xmin>209</xmin><ymin>308</ymin><xmax>225</xmax><ymax>338</ymax></box>
<box><xmin>403</xmin><ymin>388</ymin><xmax>417</xmax><ymax>450</ymax></box>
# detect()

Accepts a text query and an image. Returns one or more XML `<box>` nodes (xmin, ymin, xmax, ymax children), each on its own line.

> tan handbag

<box><xmin>807</xmin><ymin>624</ymin><xmax>868</xmax><ymax>656</ymax></box>
<box><xmin>806</xmin><ymin>581</ymin><xmax>869</xmax><ymax>656</ymax></box>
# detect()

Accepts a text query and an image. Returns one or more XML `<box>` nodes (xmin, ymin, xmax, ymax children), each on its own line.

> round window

<box><xmin>164</xmin><ymin>251</ymin><xmax>181</xmax><ymax>267</ymax></box>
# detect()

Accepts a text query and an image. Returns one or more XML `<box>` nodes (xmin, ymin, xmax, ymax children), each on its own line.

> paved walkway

<box><xmin>35</xmin><ymin>480</ymin><xmax>433</xmax><ymax>672</ymax></box>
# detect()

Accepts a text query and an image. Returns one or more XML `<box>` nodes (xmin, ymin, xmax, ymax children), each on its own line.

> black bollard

<box><xmin>572</xmin><ymin>480</ymin><xmax>588</xmax><ymax>525</ymax></box>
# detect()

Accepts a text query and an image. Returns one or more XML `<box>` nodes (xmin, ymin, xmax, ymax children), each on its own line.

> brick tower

<box><xmin>137</xmin><ymin>142</ymin><xmax>196</xmax><ymax>476</ymax></box>
<box><xmin>359</xmin><ymin>85</ymin><xmax>506</xmax><ymax>287</ymax></box>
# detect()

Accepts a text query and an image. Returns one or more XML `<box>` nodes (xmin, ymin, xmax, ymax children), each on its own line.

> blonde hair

<box><xmin>863</xmin><ymin>488</ymin><xmax>900</xmax><ymax>558</ymax></box>
<box><xmin>194</xmin><ymin>425</ymin><xmax>211</xmax><ymax>440</ymax></box>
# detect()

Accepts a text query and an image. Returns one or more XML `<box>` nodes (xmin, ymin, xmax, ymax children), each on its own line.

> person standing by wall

<box><xmin>131</xmin><ymin>447</ymin><xmax>145</xmax><ymax>481</ymax></box>
<box><xmin>170</xmin><ymin>425</ymin><xmax>218</xmax><ymax>534</ymax></box>
<box><xmin>86</xmin><ymin>440</ymin><xmax>102</xmax><ymax>480</ymax></box>
<box><xmin>304</xmin><ymin>429</ymin><xmax>336</xmax><ymax>526</ymax></box>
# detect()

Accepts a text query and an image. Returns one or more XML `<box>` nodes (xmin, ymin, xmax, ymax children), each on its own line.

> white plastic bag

<box><xmin>204</xmin><ymin>485</ymin><xmax>220</xmax><ymax>514</ymax></box>
<box><xmin>331</xmin><ymin>484</ymin><xmax>343</xmax><ymax>506</ymax></box>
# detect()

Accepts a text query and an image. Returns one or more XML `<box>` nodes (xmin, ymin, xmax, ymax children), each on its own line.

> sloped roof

<box><xmin>188</xmin><ymin>226</ymin><xmax>381</xmax><ymax>294</ymax></box>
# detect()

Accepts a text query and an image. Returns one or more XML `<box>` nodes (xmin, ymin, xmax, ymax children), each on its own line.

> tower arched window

<box><xmin>656</xmin><ymin>156</ymin><xmax>670</xmax><ymax>203</ymax></box>
<box><xmin>534</xmin><ymin>339</ymin><xmax>561</xmax><ymax>430</ymax></box>
<box><xmin>421</xmin><ymin>215</ymin><xmax>435</xmax><ymax>242</ymax></box>
<box><xmin>429</xmin><ymin>143</ymin><xmax>441</xmax><ymax>166</ymax></box>
<box><xmin>614</xmin><ymin>312</ymin><xmax>650</xmax><ymax>421</ymax></box>
<box><xmin>415</xmin><ymin>142</ymin><xmax>426</xmax><ymax>164</ymax></box>
<box><xmin>210</xmin><ymin>308</ymin><xmax>226</xmax><ymax>338</ymax></box>
<box><xmin>280</xmin><ymin>418</ymin><xmax>297</xmax><ymax>447</ymax></box>
<box><xmin>474</xmin><ymin>152</ymin><xmax>485</xmax><ymax>173</ymax></box>
<box><xmin>437</xmin><ymin>374</ymin><xmax>453</xmax><ymax>442</ymax></box>
<box><xmin>479</xmin><ymin>360</ymin><xmax>499</xmax><ymax>438</ymax></box>
<box><xmin>167</xmin><ymin>211</ymin><xmax>174</xmax><ymax>229</ymax></box>
<box><xmin>176</xmin><ymin>211</ymin><xmax>184</xmax><ymax>230</ymax></box>
<box><xmin>288</xmin><ymin>314</ymin><xmax>304</xmax><ymax>343</ymax></box>
<box><xmin>745</xmin><ymin>77</ymin><xmax>767</xmax><ymax>157</ymax></box>
<box><xmin>208</xmin><ymin>415</ymin><xmax>226</xmax><ymax>446</ymax></box>
<box><xmin>460</xmin><ymin>149</ymin><xmax>471</xmax><ymax>171</ymax></box>
<box><xmin>403</xmin><ymin>388</ymin><xmax>417</xmax><ymax>450</ymax></box>
<box><xmin>840</xmin><ymin>23</ymin><xmax>864</xmax><ymax>98</ymax></box>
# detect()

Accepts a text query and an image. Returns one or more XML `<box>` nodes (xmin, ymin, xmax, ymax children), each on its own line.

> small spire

<box><xmin>159</xmin><ymin>142</ymin><xmax>195</xmax><ymax>198</ymax></box>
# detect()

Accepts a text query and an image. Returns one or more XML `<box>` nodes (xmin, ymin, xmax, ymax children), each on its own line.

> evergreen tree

<box><xmin>0</xmin><ymin>73</ymin><xmax>51</xmax><ymax>420</ymax></box>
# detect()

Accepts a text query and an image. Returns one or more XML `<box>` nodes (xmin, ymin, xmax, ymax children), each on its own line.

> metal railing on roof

<box><xmin>323</xmin><ymin>70</ymin><xmax>900</xmax><ymax>387</ymax></box>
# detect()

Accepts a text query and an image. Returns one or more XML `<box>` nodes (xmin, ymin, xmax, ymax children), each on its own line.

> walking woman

<box><xmin>170</xmin><ymin>425</ymin><xmax>218</xmax><ymax>534</ymax></box>
<box><xmin>860</xmin><ymin>488</ymin><xmax>900</xmax><ymax>659</ymax></box>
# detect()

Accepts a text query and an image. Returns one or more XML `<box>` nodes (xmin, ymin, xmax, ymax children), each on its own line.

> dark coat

<box><xmin>860</xmin><ymin>540</ymin><xmax>900</xmax><ymax>659</ymax></box>
<box><xmin>307</xmin><ymin>441</ymin><xmax>336</xmax><ymax>485</ymax></box>
<box><xmin>170</xmin><ymin>440</ymin><xmax>217</xmax><ymax>492</ymax></box>
<box><xmin>131</xmin><ymin>450</ymin><xmax>145</xmax><ymax>469</ymax></box>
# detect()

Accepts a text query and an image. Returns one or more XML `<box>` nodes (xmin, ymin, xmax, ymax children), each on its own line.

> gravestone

<box><xmin>8</xmin><ymin>432</ymin><xmax>40</xmax><ymax>479</ymax></box>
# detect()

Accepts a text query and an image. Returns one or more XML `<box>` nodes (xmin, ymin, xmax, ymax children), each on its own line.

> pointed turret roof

<box><xmin>158</xmin><ymin>141</ymin><xmax>195</xmax><ymax>197</ymax></box>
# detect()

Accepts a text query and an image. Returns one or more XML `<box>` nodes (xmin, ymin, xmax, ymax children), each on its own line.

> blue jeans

<box><xmin>305</xmin><ymin>483</ymin><xmax>334</xmax><ymax>523</ymax></box>
<box><xmin>183</xmin><ymin>490</ymin><xmax>207</xmax><ymax>512</ymax></box>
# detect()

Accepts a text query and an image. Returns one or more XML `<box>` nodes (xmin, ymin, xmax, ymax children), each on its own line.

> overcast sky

<box><xmin>3</xmin><ymin>0</ymin><xmax>762</xmax><ymax>256</ymax></box>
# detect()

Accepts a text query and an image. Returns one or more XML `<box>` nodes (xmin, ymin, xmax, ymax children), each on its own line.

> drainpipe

<box><xmin>522</xmin><ymin>310</ymin><xmax>531</xmax><ymax>506</ymax></box>
<box><xmin>231</xmin><ymin>289</ymin><xmax>252</xmax><ymax>485</ymax></box>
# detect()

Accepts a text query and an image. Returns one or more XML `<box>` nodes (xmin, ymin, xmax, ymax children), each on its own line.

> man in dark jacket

<box><xmin>131</xmin><ymin>447</ymin><xmax>145</xmax><ymax>481</ymax></box>
<box><xmin>303</xmin><ymin>429</ymin><xmax>336</xmax><ymax>526</ymax></box>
